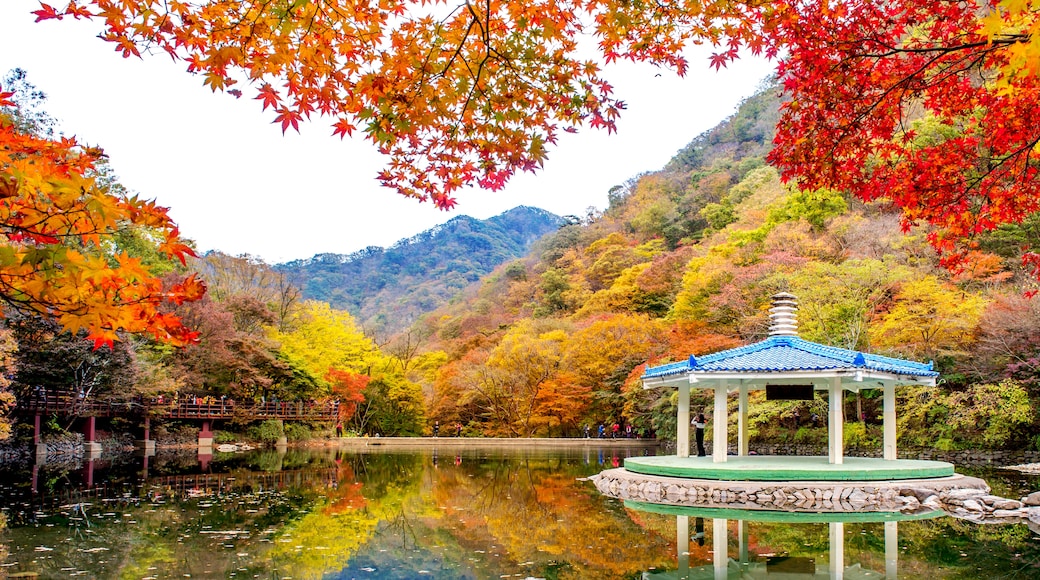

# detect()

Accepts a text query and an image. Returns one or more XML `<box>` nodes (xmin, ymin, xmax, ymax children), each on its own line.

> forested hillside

<box><xmin>4</xmin><ymin>78</ymin><xmax>1039</xmax><ymax>452</ymax></box>
<box><xmin>0</xmin><ymin>71</ymin><xmax>558</xmax><ymax>442</ymax></box>
<box><xmin>278</xmin><ymin>206</ymin><xmax>562</xmax><ymax>337</ymax></box>
<box><xmin>410</xmin><ymin>84</ymin><xmax>1040</xmax><ymax>450</ymax></box>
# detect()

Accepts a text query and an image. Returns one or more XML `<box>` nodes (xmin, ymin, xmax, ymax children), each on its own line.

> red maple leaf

<box><xmin>332</xmin><ymin>118</ymin><xmax>354</xmax><ymax>138</ymax></box>
<box><xmin>32</xmin><ymin>3</ymin><xmax>60</xmax><ymax>21</ymax></box>
<box><xmin>273</xmin><ymin>108</ymin><xmax>302</xmax><ymax>134</ymax></box>
<box><xmin>708</xmin><ymin>52</ymin><xmax>729</xmax><ymax>70</ymax></box>
<box><xmin>255</xmin><ymin>84</ymin><xmax>279</xmax><ymax>111</ymax></box>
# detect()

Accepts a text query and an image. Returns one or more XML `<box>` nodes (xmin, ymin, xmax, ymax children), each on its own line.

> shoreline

<box><xmin>0</xmin><ymin>436</ymin><xmax>661</xmax><ymax>464</ymax></box>
<box><xmin>302</xmin><ymin>436</ymin><xmax>661</xmax><ymax>448</ymax></box>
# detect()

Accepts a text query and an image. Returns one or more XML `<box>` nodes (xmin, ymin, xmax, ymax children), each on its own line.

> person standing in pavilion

<box><xmin>693</xmin><ymin>413</ymin><xmax>707</xmax><ymax>457</ymax></box>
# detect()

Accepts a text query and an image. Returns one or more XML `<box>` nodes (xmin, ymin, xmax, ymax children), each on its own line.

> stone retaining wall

<box><xmin>590</xmin><ymin>468</ymin><xmax>988</xmax><ymax>513</ymax></box>
<box><xmin>328</xmin><ymin>437</ymin><xmax>659</xmax><ymax>448</ymax></box>
<box><xmin>906</xmin><ymin>448</ymin><xmax>1040</xmax><ymax>467</ymax></box>
<box><xmin>591</xmin><ymin>468</ymin><xmax>1040</xmax><ymax>531</ymax></box>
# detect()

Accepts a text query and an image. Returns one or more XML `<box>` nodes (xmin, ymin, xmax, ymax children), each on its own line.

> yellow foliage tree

<box><xmin>563</xmin><ymin>314</ymin><xmax>664</xmax><ymax>420</ymax></box>
<box><xmin>873</xmin><ymin>277</ymin><xmax>988</xmax><ymax>361</ymax></box>
<box><xmin>270</xmin><ymin>300</ymin><xmax>378</xmax><ymax>387</ymax></box>
<box><xmin>459</xmin><ymin>320</ymin><xmax>567</xmax><ymax>436</ymax></box>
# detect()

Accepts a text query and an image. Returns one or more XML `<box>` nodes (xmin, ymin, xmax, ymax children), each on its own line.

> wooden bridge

<box><xmin>16</xmin><ymin>393</ymin><xmax>340</xmax><ymax>421</ymax></box>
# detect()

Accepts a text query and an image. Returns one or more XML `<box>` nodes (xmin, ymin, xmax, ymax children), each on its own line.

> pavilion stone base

<box><xmin>591</xmin><ymin>467</ymin><xmax>988</xmax><ymax>513</ymax></box>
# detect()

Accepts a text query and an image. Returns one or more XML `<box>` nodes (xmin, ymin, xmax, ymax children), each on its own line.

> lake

<box><xmin>0</xmin><ymin>445</ymin><xmax>1038</xmax><ymax>579</ymax></box>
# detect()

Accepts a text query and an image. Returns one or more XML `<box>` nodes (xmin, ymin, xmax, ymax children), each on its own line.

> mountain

<box><xmin>411</xmin><ymin>82</ymin><xmax>1040</xmax><ymax>446</ymax></box>
<box><xmin>277</xmin><ymin>206</ymin><xmax>563</xmax><ymax>336</ymax></box>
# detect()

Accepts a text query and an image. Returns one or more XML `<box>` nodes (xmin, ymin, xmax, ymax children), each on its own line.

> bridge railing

<box><xmin>16</xmin><ymin>393</ymin><xmax>143</xmax><ymax>417</ymax></box>
<box><xmin>166</xmin><ymin>400</ymin><xmax>339</xmax><ymax>421</ymax></box>
<box><xmin>16</xmin><ymin>393</ymin><xmax>339</xmax><ymax>422</ymax></box>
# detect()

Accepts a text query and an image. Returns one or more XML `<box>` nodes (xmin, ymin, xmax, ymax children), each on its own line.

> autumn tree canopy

<box><xmin>35</xmin><ymin>0</ymin><xmax>1040</xmax><ymax>283</ymax></box>
<box><xmin>765</xmin><ymin>0</ymin><xmax>1040</xmax><ymax>281</ymax></box>
<box><xmin>36</xmin><ymin>0</ymin><xmax>774</xmax><ymax>209</ymax></box>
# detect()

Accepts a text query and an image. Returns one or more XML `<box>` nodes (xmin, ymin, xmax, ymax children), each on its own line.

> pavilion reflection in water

<box><xmin>630</xmin><ymin>503</ymin><xmax>943</xmax><ymax>579</ymax></box>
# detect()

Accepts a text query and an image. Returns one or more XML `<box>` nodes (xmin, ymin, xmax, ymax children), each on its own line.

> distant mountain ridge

<box><xmin>277</xmin><ymin>206</ymin><xmax>563</xmax><ymax>335</ymax></box>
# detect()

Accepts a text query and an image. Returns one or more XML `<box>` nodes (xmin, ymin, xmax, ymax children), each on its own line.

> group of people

<box><xmin>690</xmin><ymin>408</ymin><xmax>825</xmax><ymax>456</ymax></box>
<box><xmin>584</xmin><ymin>422</ymin><xmax>640</xmax><ymax>439</ymax></box>
<box><xmin>789</xmin><ymin>409</ymin><xmax>822</xmax><ymax>429</ymax></box>
<box><xmin>152</xmin><ymin>393</ymin><xmax>235</xmax><ymax>407</ymax></box>
<box><xmin>430</xmin><ymin>421</ymin><xmax>463</xmax><ymax>437</ymax></box>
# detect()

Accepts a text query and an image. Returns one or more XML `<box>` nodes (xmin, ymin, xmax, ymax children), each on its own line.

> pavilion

<box><xmin>625</xmin><ymin>292</ymin><xmax>955</xmax><ymax>482</ymax></box>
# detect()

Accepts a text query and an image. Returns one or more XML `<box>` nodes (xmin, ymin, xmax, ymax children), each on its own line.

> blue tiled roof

<box><xmin>642</xmin><ymin>336</ymin><xmax>937</xmax><ymax>380</ymax></box>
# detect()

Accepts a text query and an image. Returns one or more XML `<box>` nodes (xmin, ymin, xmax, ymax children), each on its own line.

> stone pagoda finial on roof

<box><xmin>769</xmin><ymin>292</ymin><xmax>799</xmax><ymax>337</ymax></box>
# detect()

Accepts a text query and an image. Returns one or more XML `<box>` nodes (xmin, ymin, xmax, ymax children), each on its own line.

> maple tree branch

<box><xmin>436</xmin><ymin>8</ymin><xmax>478</xmax><ymax>84</ymax></box>
<box><xmin>900</xmin><ymin>134</ymin><xmax>1040</xmax><ymax>243</ymax></box>
<box><xmin>440</xmin><ymin>2</ymin><xmax>495</xmax><ymax>135</ymax></box>
<box><xmin>0</xmin><ymin>281</ymin><xmax>90</xmax><ymax>317</ymax></box>
<box><xmin>854</xmin><ymin>34</ymin><xmax>1031</xmax><ymax>59</ymax></box>
<box><xmin>484</xmin><ymin>0</ymin><xmax>492</xmax><ymax>47</ymax></box>
<box><xmin>810</xmin><ymin>35</ymin><xmax>997</xmax><ymax>171</ymax></box>
<box><xmin>435</xmin><ymin>27</ymin><xmax>466</xmax><ymax>78</ymax></box>
<box><xmin>961</xmin><ymin>137</ymin><xmax>1040</xmax><ymax>205</ymax></box>
<box><xmin>404</xmin><ymin>3</ymin><xmax>494</xmax><ymax>140</ymax></box>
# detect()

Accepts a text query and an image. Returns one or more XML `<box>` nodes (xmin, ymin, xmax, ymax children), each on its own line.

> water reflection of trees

<box><xmin>4</xmin><ymin>450</ymin><xmax>1039</xmax><ymax>578</ymax></box>
<box><xmin>259</xmin><ymin>450</ymin><xmax>675</xmax><ymax>578</ymax></box>
<box><xmin>420</xmin><ymin>453</ymin><xmax>674</xmax><ymax>578</ymax></box>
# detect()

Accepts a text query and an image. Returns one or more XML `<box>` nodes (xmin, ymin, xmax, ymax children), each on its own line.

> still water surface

<box><xmin>0</xmin><ymin>445</ymin><xmax>1038</xmax><ymax>579</ymax></box>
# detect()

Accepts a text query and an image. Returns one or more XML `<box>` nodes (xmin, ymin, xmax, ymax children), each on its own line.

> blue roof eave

<box><xmin>641</xmin><ymin>336</ymin><xmax>939</xmax><ymax>383</ymax></box>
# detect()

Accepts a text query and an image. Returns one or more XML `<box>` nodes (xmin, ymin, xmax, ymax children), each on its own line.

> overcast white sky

<box><xmin>0</xmin><ymin>0</ymin><xmax>776</xmax><ymax>264</ymax></box>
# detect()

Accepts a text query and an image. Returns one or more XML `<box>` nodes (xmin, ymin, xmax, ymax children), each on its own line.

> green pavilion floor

<box><xmin>623</xmin><ymin>455</ymin><xmax>955</xmax><ymax>481</ymax></box>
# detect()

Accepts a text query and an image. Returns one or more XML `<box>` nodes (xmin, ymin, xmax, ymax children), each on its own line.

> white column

<box><xmin>678</xmin><ymin>381</ymin><xmax>691</xmax><ymax>458</ymax></box>
<box><xmin>828</xmin><ymin>377</ymin><xmax>844</xmax><ymax>465</ymax></box>
<box><xmin>713</xmin><ymin>381</ymin><xmax>728</xmax><ymax>463</ymax></box>
<box><xmin>738</xmin><ymin>520</ymin><xmax>748</xmax><ymax>564</ymax></box>
<box><xmin>738</xmin><ymin>384</ymin><xmax>749</xmax><ymax>457</ymax></box>
<box><xmin>677</xmin><ymin>515</ymin><xmax>690</xmax><ymax>580</ymax></box>
<box><xmin>713</xmin><ymin>518</ymin><xmax>728</xmax><ymax>580</ymax></box>
<box><xmin>884</xmin><ymin>384</ymin><xmax>897</xmax><ymax>460</ymax></box>
<box><xmin>829</xmin><ymin>521</ymin><xmax>844</xmax><ymax>579</ymax></box>
<box><xmin>885</xmin><ymin>521</ymin><xmax>898</xmax><ymax>578</ymax></box>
